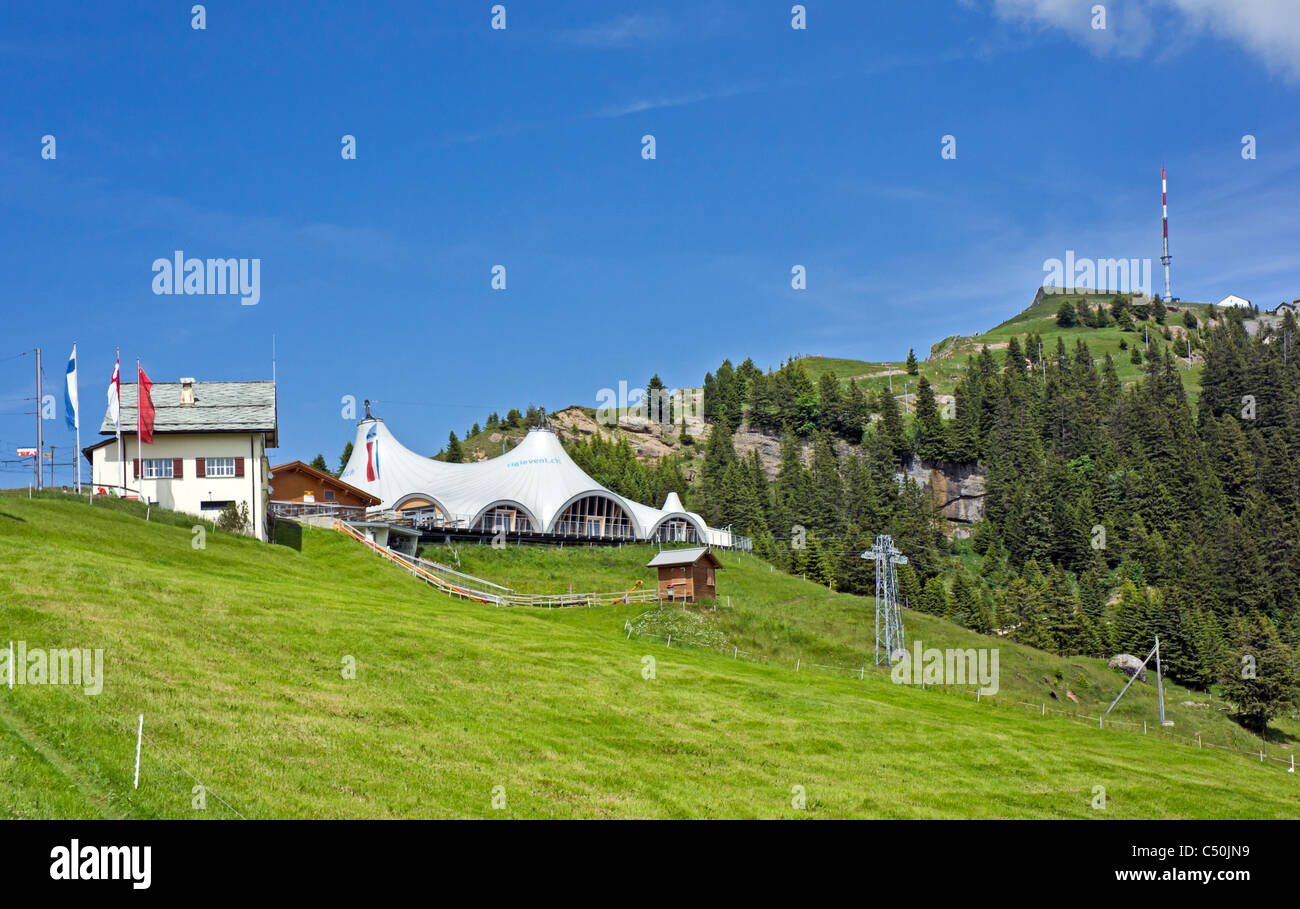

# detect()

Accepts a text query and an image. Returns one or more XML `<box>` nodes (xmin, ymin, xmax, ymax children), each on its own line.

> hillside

<box><xmin>426</xmin><ymin>291</ymin><xmax>1223</xmax><ymax>478</ymax></box>
<box><xmin>2</xmin><ymin>493</ymin><xmax>1298</xmax><ymax>819</ymax></box>
<box><xmin>796</xmin><ymin>291</ymin><xmax>1217</xmax><ymax>406</ymax></box>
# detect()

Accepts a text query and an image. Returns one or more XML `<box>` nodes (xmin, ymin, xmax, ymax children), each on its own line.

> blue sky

<box><xmin>2</xmin><ymin>0</ymin><xmax>1298</xmax><ymax>479</ymax></box>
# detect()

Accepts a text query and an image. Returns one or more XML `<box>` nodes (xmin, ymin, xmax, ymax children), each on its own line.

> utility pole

<box><xmin>48</xmin><ymin>446</ymin><xmax>56</xmax><ymax>488</ymax></box>
<box><xmin>1160</xmin><ymin>164</ymin><xmax>1173</xmax><ymax>301</ymax></box>
<box><xmin>34</xmin><ymin>347</ymin><xmax>43</xmax><ymax>492</ymax></box>
<box><xmin>1154</xmin><ymin>636</ymin><xmax>1167</xmax><ymax>726</ymax></box>
<box><xmin>863</xmin><ymin>535</ymin><xmax>908</xmax><ymax>666</ymax></box>
<box><xmin>1105</xmin><ymin>635</ymin><xmax>1172</xmax><ymax>725</ymax></box>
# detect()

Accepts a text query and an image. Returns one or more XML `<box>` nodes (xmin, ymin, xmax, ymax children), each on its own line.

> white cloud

<box><xmin>1165</xmin><ymin>0</ymin><xmax>1300</xmax><ymax>80</ymax></box>
<box><xmin>993</xmin><ymin>0</ymin><xmax>1152</xmax><ymax>57</ymax></box>
<box><xmin>983</xmin><ymin>0</ymin><xmax>1300</xmax><ymax>79</ymax></box>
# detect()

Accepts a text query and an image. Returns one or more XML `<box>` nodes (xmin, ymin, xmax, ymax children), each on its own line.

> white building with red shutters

<box><xmin>83</xmin><ymin>377</ymin><xmax>278</xmax><ymax>541</ymax></box>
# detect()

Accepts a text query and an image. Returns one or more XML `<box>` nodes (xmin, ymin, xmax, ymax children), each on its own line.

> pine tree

<box><xmin>1056</xmin><ymin>300</ymin><xmax>1078</xmax><ymax>327</ymax></box>
<box><xmin>1008</xmin><ymin>578</ymin><xmax>1053</xmax><ymax>650</ymax></box>
<box><xmin>913</xmin><ymin>377</ymin><xmax>947</xmax><ymax>461</ymax></box>
<box><xmin>807</xmin><ymin>433</ymin><xmax>844</xmax><ymax>539</ymax></box>
<box><xmin>1218</xmin><ymin>613</ymin><xmax>1298</xmax><ymax>732</ymax></box>
<box><xmin>816</xmin><ymin>373</ymin><xmax>844</xmax><ymax>435</ymax></box>
<box><xmin>896</xmin><ymin>562</ymin><xmax>922</xmax><ymax>611</ymax></box>
<box><xmin>877</xmin><ymin>388</ymin><xmax>909</xmax><ymax>462</ymax></box>
<box><xmin>697</xmin><ymin>421</ymin><xmax>739</xmax><ymax>527</ymax></box>
<box><xmin>905</xmin><ymin>348</ymin><xmax>919</xmax><ymax>375</ymax></box>
<box><xmin>920</xmin><ymin>576</ymin><xmax>948</xmax><ymax>616</ymax></box>
<box><xmin>1111</xmin><ymin>581</ymin><xmax>1153</xmax><ymax>655</ymax></box>
<box><xmin>950</xmin><ymin>572</ymin><xmax>978</xmax><ymax>628</ymax></box>
<box><xmin>446</xmin><ymin>432</ymin><xmax>464</xmax><ymax>463</ymax></box>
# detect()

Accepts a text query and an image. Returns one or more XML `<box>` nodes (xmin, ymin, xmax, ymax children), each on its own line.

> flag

<box><xmin>137</xmin><ymin>365</ymin><xmax>155</xmax><ymax>445</ymax></box>
<box><xmin>365</xmin><ymin>423</ymin><xmax>380</xmax><ymax>481</ymax></box>
<box><xmin>106</xmin><ymin>355</ymin><xmax>121</xmax><ymax>428</ymax></box>
<box><xmin>64</xmin><ymin>345</ymin><xmax>79</xmax><ymax>431</ymax></box>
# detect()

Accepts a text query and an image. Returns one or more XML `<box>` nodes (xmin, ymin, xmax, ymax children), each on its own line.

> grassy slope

<box><xmin>798</xmin><ymin>294</ymin><xmax>1216</xmax><ymax>403</ymax></box>
<box><xmin>1</xmin><ymin>494</ymin><xmax>1297</xmax><ymax>819</ymax></box>
<box><xmin>435</xmin><ymin>540</ymin><xmax>1300</xmax><ymax>754</ymax></box>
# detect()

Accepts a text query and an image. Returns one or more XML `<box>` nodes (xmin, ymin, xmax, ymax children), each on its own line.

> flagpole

<box><xmin>116</xmin><ymin>348</ymin><xmax>123</xmax><ymax>496</ymax></box>
<box><xmin>136</xmin><ymin>357</ymin><xmax>142</xmax><ymax>503</ymax></box>
<box><xmin>73</xmin><ymin>342</ymin><xmax>81</xmax><ymax>494</ymax></box>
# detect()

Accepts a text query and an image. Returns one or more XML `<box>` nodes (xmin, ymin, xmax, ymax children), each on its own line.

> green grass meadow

<box><xmin>1</xmin><ymin>492</ymin><xmax>1297</xmax><ymax>818</ymax></box>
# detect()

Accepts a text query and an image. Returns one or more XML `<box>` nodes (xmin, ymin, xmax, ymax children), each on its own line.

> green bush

<box><xmin>217</xmin><ymin>501</ymin><xmax>250</xmax><ymax>534</ymax></box>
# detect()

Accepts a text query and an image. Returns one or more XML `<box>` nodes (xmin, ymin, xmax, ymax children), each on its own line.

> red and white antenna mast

<box><xmin>1160</xmin><ymin>164</ymin><xmax>1173</xmax><ymax>300</ymax></box>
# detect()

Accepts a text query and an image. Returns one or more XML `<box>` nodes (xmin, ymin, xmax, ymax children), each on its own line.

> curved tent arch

<box><xmin>392</xmin><ymin>492</ymin><xmax>452</xmax><ymax>517</ymax></box>
<box><xmin>547</xmin><ymin>490</ymin><xmax>642</xmax><ymax>539</ymax></box>
<box><xmin>470</xmin><ymin>499</ymin><xmax>541</xmax><ymax>533</ymax></box>
<box><xmin>646</xmin><ymin>511</ymin><xmax>708</xmax><ymax>543</ymax></box>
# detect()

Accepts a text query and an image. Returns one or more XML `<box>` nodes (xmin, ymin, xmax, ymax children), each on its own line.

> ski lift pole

<box><xmin>1105</xmin><ymin>639</ymin><xmax>1158</xmax><ymax>715</ymax></box>
<box><xmin>1155</xmin><ymin>636</ymin><xmax>1167</xmax><ymax>726</ymax></box>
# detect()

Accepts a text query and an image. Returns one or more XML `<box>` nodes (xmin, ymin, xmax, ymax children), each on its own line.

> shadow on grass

<box><xmin>271</xmin><ymin>518</ymin><xmax>303</xmax><ymax>551</ymax></box>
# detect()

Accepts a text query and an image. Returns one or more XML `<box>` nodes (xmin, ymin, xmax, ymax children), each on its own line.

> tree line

<box><xmin>687</xmin><ymin>308</ymin><xmax>1300</xmax><ymax>729</ymax></box>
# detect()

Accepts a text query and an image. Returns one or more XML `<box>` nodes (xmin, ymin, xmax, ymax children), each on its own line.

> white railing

<box><xmin>270</xmin><ymin>500</ymin><xmax>367</xmax><ymax>519</ymax></box>
<box><xmin>335</xmin><ymin>521</ymin><xmax>661</xmax><ymax>608</ymax></box>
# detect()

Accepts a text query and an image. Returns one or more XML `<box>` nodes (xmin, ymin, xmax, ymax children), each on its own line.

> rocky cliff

<box><xmin>900</xmin><ymin>457</ymin><xmax>986</xmax><ymax>524</ymax></box>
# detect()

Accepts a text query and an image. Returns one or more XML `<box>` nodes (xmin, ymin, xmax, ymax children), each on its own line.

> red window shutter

<box><xmin>173</xmin><ymin>458</ymin><xmax>183</xmax><ymax>478</ymax></box>
<box><xmin>133</xmin><ymin>459</ymin><xmax>139</xmax><ymax>479</ymax></box>
<box><xmin>196</xmin><ymin>458</ymin><xmax>206</xmax><ymax>478</ymax></box>
<box><xmin>235</xmin><ymin>457</ymin><xmax>245</xmax><ymax>477</ymax></box>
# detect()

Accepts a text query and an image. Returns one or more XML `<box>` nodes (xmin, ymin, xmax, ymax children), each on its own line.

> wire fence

<box><xmin>624</xmin><ymin>627</ymin><xmax>1300</xmax><ymax>775</ymax></box>
<box><xmin>0</xmin><ymin>669</ymin><xmax>250</xmax><ymax>819</ymax></box>
<box><xmin>65</xmin><ymin>687</ymin><xmax>249</xmax><ymax>818</ymax></box>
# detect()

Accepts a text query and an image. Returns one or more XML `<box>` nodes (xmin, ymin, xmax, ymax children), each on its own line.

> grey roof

<box><xmin>100</xmin><ymin>381</ymin><xmax>277</xmax><ymax>445</ymax></box>
<box><xmin>646</xmin><ymin>546</ymin><xmax>721</xmax><ymax>568</ymax></box>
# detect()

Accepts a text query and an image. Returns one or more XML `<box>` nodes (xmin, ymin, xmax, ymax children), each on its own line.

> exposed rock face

<box><xmin>1109</xmin><ymin>654</ymin><xmax>1148</xmax><ymax>683</ymax></box>
<box><xmin>733</xmin><ymin>431</ymin><xmax>863</xmax><ymax>479</ymax></box>
<box><xmin>550</xmin><ymin>406</ymin><xmax>679</xmax><ymax>459</ymax></box>
<box><xmin>900</xmin><ymin>457</ymin><xmax>986</xmax><ymax>523</ymax></box>
<box><xmin>542</xmin><ymin>414</ymin><xmax>992</xmax><ymax>528</ymax></box>
<box><xmin>732</xmin><ymin>430</ymin><xmax>788</xmax><ymax>476</ymax></box>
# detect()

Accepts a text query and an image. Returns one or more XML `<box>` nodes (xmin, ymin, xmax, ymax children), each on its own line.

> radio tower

<box><xmin>863</xmin><ymin>535</ymin><xmax>908</xmax><ymax>665</ymax></box>
<box><xmin>1160</xmin><ymin>164</ymin><xmax>1173</xmax><ymax>301</ymax></box>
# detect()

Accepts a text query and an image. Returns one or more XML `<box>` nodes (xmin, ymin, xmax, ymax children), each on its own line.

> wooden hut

<box><xmin>647</xmin><ymin>547</ymin><xmax>723</xmax><ymax>602</ymax></box>
<box><xmin>268</xmin><ymin>460</ymin><xmax>379</xmax><ymax>517</ymax></box>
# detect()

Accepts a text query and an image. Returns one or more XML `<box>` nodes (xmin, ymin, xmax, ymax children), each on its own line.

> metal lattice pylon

<box><xmin>863</xmin><ymin>535</ymin><xmax>908</xmax><ymax>665</ymax></box>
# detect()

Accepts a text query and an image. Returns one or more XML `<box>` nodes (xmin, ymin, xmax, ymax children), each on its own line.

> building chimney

<box><xmin>180</xmin><ymin>378</ymin><xmax>196</xmax><ymax>405</ymax></box>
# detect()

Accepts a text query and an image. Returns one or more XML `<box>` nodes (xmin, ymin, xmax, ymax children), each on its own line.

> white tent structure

<box><xmin>338</xmin><ymin>416</ymin><xmax>749</xmax><ymax>549</ymax></box>
<box><xmin>1217</xmin><ymin>294</ymin><xmax>1253</xmax><ymax>309</ymax></box>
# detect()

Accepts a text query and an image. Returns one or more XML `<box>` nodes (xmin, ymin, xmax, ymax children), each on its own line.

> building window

<box><xmin>323</xmin><ymin>490</ymin><xmax>335</xmax><ymax>502</ymax></box>
<box><xmin>143</xmin><ymin>458</ymin><xmax>174</xmax><ymax>479</ymax></box>
<box><xmin>205</xmin><ymin>457</ymin><xmax>236</xmax><ymax>478</ymax></box>
<box><xmin>200</xmin><ymin>500</ymin><xmax>235</xmax><ymax>511</ymax></box>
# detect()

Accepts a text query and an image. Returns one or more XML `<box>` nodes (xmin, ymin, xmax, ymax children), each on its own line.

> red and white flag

<box><xmin>137</xmin><ymin>364</ymin><xmax>155</xmax><ymax>445</ymax></box>
<box><xmin>106</xmin><ymin>354</ymin><xmax>121</xmax><ymax>429</ymax></box>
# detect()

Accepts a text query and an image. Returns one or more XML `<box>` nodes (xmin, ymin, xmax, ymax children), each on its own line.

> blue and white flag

<box><xmin>64</xmin><ymin>344</ymin><xmax>79</xmax><ymax>431</ymax></box>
